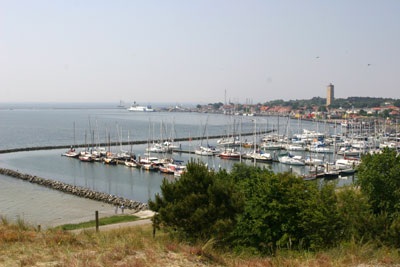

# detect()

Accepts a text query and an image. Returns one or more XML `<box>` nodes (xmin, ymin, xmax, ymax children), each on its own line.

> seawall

<box><xmin>0</xmin><ymin>130</ymin><xmax>274</xmax><ymax>154</ymax></box>
<box><xmin>0</xmin><ymin>168</ymin><xmax>148</xmax><ymax>211</ymax></box>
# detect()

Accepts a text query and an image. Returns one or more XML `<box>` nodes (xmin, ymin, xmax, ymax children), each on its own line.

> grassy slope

<box><xmin>0</xmin><ymin>221</ymin><xmax>399</xmax><ymax>266</ymax></box>
<box><xmin>57</xmin><ymin>215</ymin><xmax>141</xmax><ymax>230</ymax></box>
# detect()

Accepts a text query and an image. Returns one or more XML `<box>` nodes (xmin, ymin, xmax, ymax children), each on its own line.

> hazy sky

<box><xmin>1</xmin><ymin>0</ymin><xmax>399</xmax><ymax>103</ymax></box>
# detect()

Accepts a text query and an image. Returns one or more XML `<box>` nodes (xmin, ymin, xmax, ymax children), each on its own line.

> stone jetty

<box><xmin>0</xmin><ymin>130</ymin><xmax>274</xmax><ymax>154</ymax></box>
<box><xmin>0</xmin><ymin>168</ymin><xmax>148</xmax><ymax>211</ymax></box>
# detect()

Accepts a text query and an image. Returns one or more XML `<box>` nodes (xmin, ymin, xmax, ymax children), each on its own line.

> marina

<box><xmin>0</xmin><ymin>105</ymin><xmax>399</xmax><ymax>226</ymax></box>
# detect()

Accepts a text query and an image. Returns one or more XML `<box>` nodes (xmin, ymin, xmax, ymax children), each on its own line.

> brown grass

<box><xmin>0</xmin><ymin>221</ymin><xmax>400</xmax><ymax>266</ymax></box>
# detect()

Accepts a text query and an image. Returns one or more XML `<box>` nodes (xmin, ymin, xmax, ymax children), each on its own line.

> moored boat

<box><xmin>219</xmin><ymin>149</ymin><xmax>241</xmax><ymax>159</ymax></box>
<box><xmin>279</xmin><ymin>155</ymin><xmax>305</xmax><ymax>166</ymax></box>
<box><xmin>62</xmin><ymin>148</ymin><xmax>79</xmax><ymax>158</ymax></box>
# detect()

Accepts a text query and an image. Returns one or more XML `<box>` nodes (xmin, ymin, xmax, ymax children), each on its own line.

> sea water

<box><xmin>0</xmin><ymin>103</ymin><xmax>345</xmax><ymax>226</ymax></box>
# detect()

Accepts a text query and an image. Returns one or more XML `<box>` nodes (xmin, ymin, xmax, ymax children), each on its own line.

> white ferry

<box><xmin>127</xmin><ymin>102</ymin><xmax>154</xmax><ymax>112</ymax></box>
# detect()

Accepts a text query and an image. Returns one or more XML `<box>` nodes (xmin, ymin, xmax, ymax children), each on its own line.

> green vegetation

<box><xmin>357</xmin><ymin>148</ymin><xmax>400</xmax><ymax>215</ymax></box>
<box><xmin>207</xmin><ymin>102</ymin><xmax>224</xmax><ymax>109</ymax></box>
<box><xmin>262</xmin><ymin>96</ymin><xmax>397</xmax><ymax>109</ymax></box>
<box><xmin>149</xmin><ymin>163</ymin><xmax>243</xmax><ymax>241</ymax></box>
<box><xmin>2</xmin><ymin>150</ymin><xmax>400</xmax><ymax>265</ymax></box>
<box><xmin>150</xmin><ymin>149</ymin><xmax>400</xmax><ymax>255</ymax></box>
<box><xmin>56</xmin><ymin>214</ymin><xmax>140</xmax><ymax>230</ymax></box>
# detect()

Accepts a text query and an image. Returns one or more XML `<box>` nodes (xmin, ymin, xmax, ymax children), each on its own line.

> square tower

<box><xmin>326</xmin><ymin>83</ymin><xmax>334</xmax><ymax>106</ymax></box>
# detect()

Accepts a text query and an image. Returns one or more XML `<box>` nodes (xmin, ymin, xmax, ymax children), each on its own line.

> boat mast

<box><xmin>73</xmin><ymin>121</ymin><xmax>76</xmax><ymax>148</ymax></box>
<box><xmin>253</xmin><ymin>118</ymin><xmax>257</xmax><ymax>167</ymax></box>
<box><xmin>239</xmin><ymin>117</ymin><xmax>242</xmax><ymax>163</ymax></box>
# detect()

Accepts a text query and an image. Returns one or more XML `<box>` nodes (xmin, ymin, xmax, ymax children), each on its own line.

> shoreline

<box><xmin>0</xmin><ymin>167</ymin><xmax>148</xmax><ymax>212</ymax></box>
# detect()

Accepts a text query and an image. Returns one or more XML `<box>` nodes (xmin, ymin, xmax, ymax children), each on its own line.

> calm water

<box><xmin>0</xmin><ymin>103</ymin><xmax>336</xmax><ymax>150</ymax></box>
<box><xmin>0</xmin><ymin>174</ymin><xmax>117</xmax><ymax>228</ymax></box>
<box><xmin>0</xmin><ymin>103</ymin><xmax>345</xmax><ymax>226</ymax></box>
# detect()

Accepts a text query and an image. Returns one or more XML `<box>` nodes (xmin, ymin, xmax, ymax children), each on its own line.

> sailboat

<box><xmin>62</xmin><ymin>122</ymin><xmax>79</xmax><ymax>158</ymax></box>
<box><xmin>195</xmin><ymin>117</ymin><xmax>218</xmax><ymax>156</ymax></box>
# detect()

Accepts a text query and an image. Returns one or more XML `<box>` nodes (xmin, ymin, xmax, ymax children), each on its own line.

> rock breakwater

<box><xmin>0</xmin><ymin>168</ymin><xmax>148</xmax><ymax>211</ymax></box>
<box><xmin>0</xmin><ymin>130</ymin><xmax>274</xmax><ymax>154</ymax></box>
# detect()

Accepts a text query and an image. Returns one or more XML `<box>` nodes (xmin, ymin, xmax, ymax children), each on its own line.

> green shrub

<box><xmin>231</xmin><ymin>171</ymin><xmax>343</xmax><ymax>253</ymax></box>
<box><xmin>336</xmin><ymin>186</ymin><xmax>374</xmax><ymax>241</ymax></box>
<box><xmin>148</xmin><ymin>161</ymin><xmax>243</xmax><ymax>242</ymax></box>
<box><xmin>357</xmin><ymin>148</ymin><xmax>400</xmax><ymax>215</ymax></box>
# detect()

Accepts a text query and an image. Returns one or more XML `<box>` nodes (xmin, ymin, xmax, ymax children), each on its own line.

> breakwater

<box><xmin>0</xmin><ymin>168</ymin><xmax>148</xmax><ymax>211</ymax></box>
<box><xmin>0</xmin><ymin>130</ymin><xmax>274</xmax><ymax>154</ymax></box>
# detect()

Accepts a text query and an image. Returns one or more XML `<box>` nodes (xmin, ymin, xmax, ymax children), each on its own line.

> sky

<box><xmin>0</xmin><ymin>0</ymin><xmax>399</xmax><ymax>104</ymax></box>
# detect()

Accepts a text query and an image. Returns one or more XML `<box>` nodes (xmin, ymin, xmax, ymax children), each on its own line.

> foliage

<box><xmin>207</xmin><ymin>102</ymin><xmax>224</xmax><ymax>109</ymax></box>
<box><xmin>231</xmin><ymin>171</ymin><xmax>343</xmax><ymax>253</ymax></box>
<box><xmin>336</xmin><ymin>186</ymin><xmax>375</xmax><ymax>241</ymax></box>
<box><xmin>262</xmin><ymin>97</ymin><xmax>398</xmax><ymax>110</ymax></box>
<box><xmin>150</xmin><ymin>154</ymin><xmax>400</xmax><ymax>253</ymax></box>
<box><xmin>357</xmin><ymin>148</ymin><xmax>400</xmax><ymax>215</ymax></box>
<box><xmin>359</xmin><ymin>109</ymin><xmax>368</xmax><ymax>116</ymax></box>
<box><xmin>151</xmin><ymin>162</ymin><xmax>348</xmax><ymax>253</ymax></box>
<box><xmin>148</xmin><ymin>161</ymin><xmax>243</xmax><ymax>242</ymax></box>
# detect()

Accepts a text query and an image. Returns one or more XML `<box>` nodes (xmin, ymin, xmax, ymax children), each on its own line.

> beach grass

<box><xmin>56</xmin><ymin>214</ymin><xmax>141</xmax><ymax>230</ymax></box>
<box><xmin>1</xmin><ymin>219</ymin><xmax>400</xmax><ymax>266</ymax></box>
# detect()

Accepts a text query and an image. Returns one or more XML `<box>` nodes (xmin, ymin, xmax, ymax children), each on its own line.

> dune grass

<box><xmin>1</xmin><ymin>218</ymin><xmax>400</xmax><ymax>266</ymax></box>
<box><xmin>56</xmin><ymin>214</ymin><xmax>141</xmax><ymax>230</ymax></box>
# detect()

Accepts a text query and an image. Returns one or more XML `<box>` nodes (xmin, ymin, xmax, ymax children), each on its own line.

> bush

<box><xmin>357</xmin><ymin>148</ymin><xmax>400</xmax><ymax>215</ymax></box>
<box><xmin>148</xmin><ymin>161</ymin><xmax>243</xmax><ymax>242</ymax></box>
<box><xmin>336</xmin><ymin>186</ymin><xmax>374</xmax><ymax>241</ymax></box>
<box><xmin>231</xmin><ymin>171</ymin><xmax>343</xmax><ymax>253</ymax></box>
<box><xmin>150</xmin><ymin>159</ymin><xmax>400</xmax><ymax>253</ymax></box>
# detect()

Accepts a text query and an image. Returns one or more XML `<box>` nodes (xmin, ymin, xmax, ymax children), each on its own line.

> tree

<box><xmin>357</xmin><ymin>148</ymin><xmax>400</xmax><ymax>215</ymax></box>
<box><xmin>230</xmin><ymin>171</ymin><xmax>343</xmax><ymax>253</ymax></box>
<box><xmin>336</xmin><ymin>186</ymin><xmax>374</xmax><ymax>241</ymax></box>
<box><xmin>394</xmin><ymin>99</ymin><xmax>400</xmax><ymax>108</ymax></box>
<box><xmin>148</xmin><ymin>162</ymin><xmax>243</xmax><ymax>242</ymax></box>
<box><xmin>196</xmin><ymin>104</ymin><xmax>202</xmax><ymax>109</ymax></box>
<box><xmin>359</xmin><ymin>109</ymin><xmax>367</xmax><ymax>116</ymax></box>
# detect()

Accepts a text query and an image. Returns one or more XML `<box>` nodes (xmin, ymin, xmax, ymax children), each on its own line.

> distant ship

<box><xmin>127</xmin><ymin>102</ymin><xmax>154</xmax><ymax>112</ymax></box>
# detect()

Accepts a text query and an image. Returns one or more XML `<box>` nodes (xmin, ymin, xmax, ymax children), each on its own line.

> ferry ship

<box><xmin>127</xmin><ymin>102</ymin><xmax>154</xmax><ymax>112</ymax></box>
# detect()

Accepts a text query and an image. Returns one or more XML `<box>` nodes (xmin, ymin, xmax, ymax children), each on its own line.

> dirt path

<box><xmin>70</xmin><ymin>218</ymin><xmax>152</xmax><ymax>234</ymax></box>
